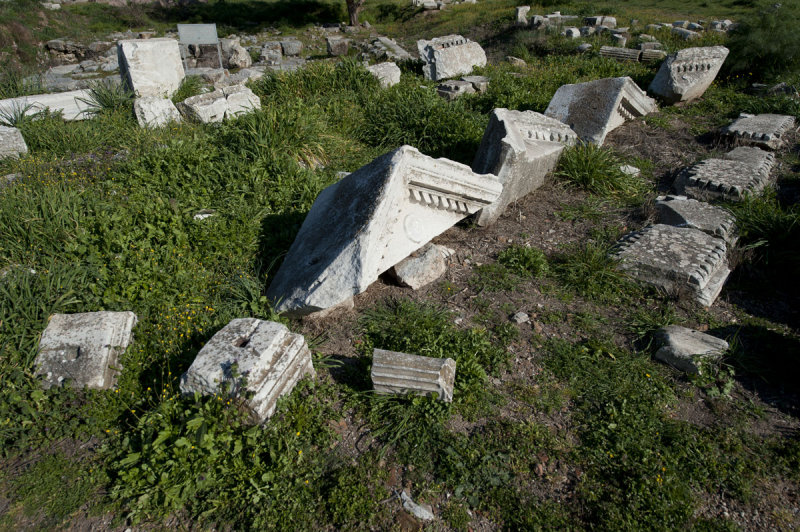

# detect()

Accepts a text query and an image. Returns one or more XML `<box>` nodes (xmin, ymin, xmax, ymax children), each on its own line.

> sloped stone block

<box><xmin>117</xmin><ymin>38</ymin><xmax>185</xmax><ymax>98</ymax></box>
<box><xmin>0</xmin><ymin>126</ymin><xmax>28</xmax><ymax>159</ymax></box>
<box><xmin>721</xmin><ymin>113</ymin><xmax>796</xmax><ymax>150</ymax></box>
<box><xmin>389</xmin><ymin>243</ymin><xmax>453</xmax><ymax>289</ymax></box>
<box><xmin>266</xmin><ymin>145</ymin><xmax>502</xmax><ymax>315</ymax></box>
<box><xmin>35</xmin><ymin>311</ymin><xmax>137</xmax><ymax>389</ymax></box>
<box><xmin>371</xmin><ymin>348</ymin><xmax>456</xmax><ymax>402</ymax></box>
<box><xmin>649</xmin><ymin>46</ymin><xmax>728</xmax><ymax>104</ymax></box>
<box><xmin>417</xmin><ymin>35</ymin><xmax>487</xmax><ymax>81</ymax></box>
<box><xmin>367</xmin><ymin>62</ymin><xmax>401</xmax><ymax>88</ymax></box>
<box><xmin>654</xmin><ymin>195</ymin><xmax>736</xmax><ymax>243</ymax></box>
<box><xmin>613</xmin><ymin>224</ymin><xmax>730</xmax><ymax>306</ymax></box>
<box><xmin>180</xmin><ymin>319</ymin><xmax>315</xmax><ymax>422</ymax></box>
<box><xmin>472</xmin><ymin>108</ymin><xmax>577</xmax><ymax>226</ymax></box>
<box><xmin>673</xmin><ymin>148</ymin><xmax>775</xmax><ymax>201</ymax></box>
<box><xmin>0</xmin><ymin>90</ymin><xmax>93</xmax><ymax>121</ymax></box>
<box><xmin>134</xmin><ymin>97</ymin><xmax>182</xmax><ymax>128</ymax></box>
<box><xmin>654</xmin><ymin>325</ymin><xmax>728</xmax><ymax>374</ymax></box>
<box><xmin>544</xmin><ymin>76</ymin><xmax>657</xmax><ymax>145</ymax></box>
<box><xmin>436</xmin><ymin>79</ymin><xmax>475</xmax><ymax>101</ymax></box>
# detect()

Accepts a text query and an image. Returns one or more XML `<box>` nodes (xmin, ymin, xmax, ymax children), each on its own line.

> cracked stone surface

<box><xmin>654</xmin><ymin>195</ymin><xmax>736</xmax><ymax>243</ymax></box>
<box><xmin>417</xmin><ymin>34</ymin><xmax>487</xmax><ymax>81</ymax></box>
<box><xmin>117</xmin><ymin>38</ymin><xmax>185</xmax><ymax>98</ymax></box>
<box><xmin>673</xmin><ymin>147</ymin><xmax>775</xmax><ymax>201</ymax></box>
<box><xmin>721</xmin><ymin>113</ymin><xmax>796</xmax><ymax>150</ymax></box>
<box><xmin>654</xmin><ymin>325</ymin><xmax>728</xmax><ymax>374</ymax></box>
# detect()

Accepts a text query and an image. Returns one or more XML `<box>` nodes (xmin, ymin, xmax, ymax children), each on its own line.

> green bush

<box><xmin>726</xmin><ymin>2</ymin><xmax>800</xmax><ymax>80</ymax></box>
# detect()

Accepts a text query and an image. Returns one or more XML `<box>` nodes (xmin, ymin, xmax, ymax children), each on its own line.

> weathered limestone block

<box><xmin>220</xmin><ymin>38</ymin><xmax>252</xmax><ymax>69</ymax></box>
<box><xmin>222</xmin><ymin>84</ymin><xmax>261</xmax><ymax>118</ymax></box>
<box><xmin>611</xmin><ymin>34</ymin><xmax>628</xmax><ymax>47</ymax></box>
<box><xmin>133</xmin><ymin>97</ymin><xmax>182</xmax><ymax>128</ymax></box>
<box><xmin>721</xmin><ymin>113</ymin><xmax>796</xmax><ymax>150</ymax></box>
<box><xmin>117</xmin><ymin>38</ymin><xmax>185</xmax><ymax>98</ymax></box>
<box><xmin>266</xmin><ymin>145</ymin><xmax>502</xmax><ymax>315</ymax></box>
<box><xmin>0</xmin><ymin>90</ymin><xmax>93</xmax><ymax>121</ymax></box>
<box><xmin>654</xmin><ymin>195</ymin><xmax>736</xmax><ymax>243</ymax></box>
<box><xmin>180</xmin><ymin>319</ymin><xmax>315</xmax><ymax>422</ymax></box>
<box><xmin>544</xmin><ymin>76</ymin><xmax>657</xmax><ymax>145</ymax></box>
<box><xmin>327</xmin><ymin>37</ymin><xmax>350</xmax><ymax>56</ymax></box>
<box><xmin>178</xmin><ymin>84</ymin><xmax>260</xmax><ymax>123</ymax></box>
<box><xmin>260</xmin><ymin>42</ymin><xmax>282</xmax><ymax>65</ymax></box>
<box><xmin>673</xmin><ymin>148</ymin><xmax>775</xmax><ymax>201</ymax></box>
<box><xmin>389</xmin><ymin>243</ymin><xmax>453</xmax><ymax>289</ymax></box>
<box><xmin>280</xmin><ymin>39</ymin><xmax>303</xmax><ymax>57</ymax></box>
<box><xmin>648</xmin><ymin>46</ymin><xmax>729</xmax><ymax>104</ymax></box>
<box><xmin>417</xmin><ymin>35</ymin><xmax>487</xmax><ymax>81</ymax></box>
<box><xmin>436</xmin><ymin>79</ymin><xmax>475</xmax><ymax>101</ymax></box>
<box><xmin>367</xmin><ymin>62</ymin><xmax>402</xmax><ymax>88</ymax></box>
<box><xmin>516</xmin><ymin>6</ymin><xmax>530</xmax><ymax>25</ymax></box>
<box><xmin>641</xmin><ymin>49</ymin><xmax>667</xmax><ymax>62</ymax></box>
<box><xmin>672</xmin><ymin>27</ymin><xmax>701</xmax><ymax>40</ymax></box>
<box><xmin>34</xmin><ymin>311</ymin><xmax>137</xmax><ymax>389</ymax></box>
<box><xmin>599</xmin><ymin>46</ymin><xmax>641</xmax><ymax>62</ymax></box>
<box><xmin>612</xmin><ymin>224</ymin><xmax>730</xmax><ymax>306</ymax></box>
<box><xmin>462</xmin><ymin>75</ymin><xmax>489</xmax><ymax>92</ymax></box>
<box><xmin>654</xmin><ymin>325</ymin><xmax>728</xmax><ymax>374</ymax></box>
<box><xmin>584</xmin><ymin>15</ymin><xmax>616</xmax><ymax>28</ymax></box>
<box><xmin>374</xmin><ymin>36</ymin><xmax>412</xmax><ymax>61</ymax></box>
<box><xmin>371</xmin><ymin>348</ymin><xmax>456</xmax><ymax>402</ymax></box>
<box><xmin>472</xmin><ymin>108</ymin><xmax>577</xmax><ymax>226</ymax></box>
<box><xmin>562</xmin><ymin>27</ymin><xmax>580</xmax><ymax>38</ymax></box>
<box><xmin>0</xmin><ymin>126</ymin><xmax>28</xmax><ymax>159</ymax></box>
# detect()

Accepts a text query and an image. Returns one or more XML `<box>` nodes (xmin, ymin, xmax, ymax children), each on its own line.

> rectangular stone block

<box><xmin>655</xmin><ymin>195</ymin><xmax>736</xmax><ymax>244</ymax></box>
<box><xmin>0</xmin><ymin>90</ymin><xmax>93</xmax><ymax>121</ymax></box>
<box><xmin>180</xmin><ymin>319</ymin><xmax>315</xmax><ymax>422</ymax></box>
<box><xmin>417</xmin><ymin>34</ymin><xmax>487</xmax><ymax>81</ymax></box>
<box><xmin>436</xmin><ymin>79</ymin><xmax>475</xmax><ymax>101</ymax></box>
<box><xmin>133</xmin><ymin>97</ymin><xmax>182</xmax><ymax>128</ymax></box>
<box><xmin>613</xmin><ymin>224</ymin><xmax>730</xmax><ymax>306</ymax></box>
<box><xmin>118</xmin><ymin>38</ymin><xmax>185</xmax><ymax>98</ymax></box>
<box><xmin>371</xmin><ymin>348</ymin><xmax>455</xmax><ymax>402</ymax></box>
<box><xmin>673</xmin><ymin>147</ymin><xmax>775</xmax><ymax>201</ymax></box>
<box><xmin>649</xmin><ymin>46</ymin><xmax>729</xmax><ymax>104</ymax></box>
<box><xmin>0</xmin><ymin>126</ymin><xmax>28</xmax><ymax>159</ymax></box>
<box><xmin>654</xmin><ymin>325</ymin><xmax>728</xmax><ymax>374</ymax></box>
<box><xmin>472</xmin><ymin>108</ymin><xmax>577</xmax><ymax>226</ymax></box>
<box><xmin>367</xmin><ymin>62</ymin><xmax>402</xmax><ymax>88</ymax></box>
<box><xmin>266</xmin><ymin>145</ymin><xmax>502</xmax><ymax>315</ymax></box>
<box><xmin>35</xmin><ymin>311</ymin><xmax>137</xmax><ymax>389</ymax></box>
<box><xmin>177</xmin><ymin>84</ymin><xmax>260</xmax><ymax>123</ymax></box>
<box><xmin>545</xmin><ymin>76</ymin><xmax>657</xmax><ymax>145</ymax></box>
<box><xmin>721</xmin><ymin>113</ymin><xmax>796</xmax><ymax>150</ymax></box>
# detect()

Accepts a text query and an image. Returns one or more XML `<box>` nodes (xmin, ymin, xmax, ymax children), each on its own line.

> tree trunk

<box><xmin>346</xmin><ymin>0</ymin><xmax>364</xmax><ymax>26</ymax></box>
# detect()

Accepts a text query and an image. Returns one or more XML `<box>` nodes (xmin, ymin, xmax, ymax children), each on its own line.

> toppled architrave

<box><xmin>654</xmin><ymin>195</ymin><xmax>736</xmax><ymax>244</ymax></box>
<box><xmin>266</xmin><ymin>145</ymin><xmax>501</xmax><ymax>316</ymax></box>
<box><xmin>544</xmin><ymin>76</ymin><xmax>657</xmax><ymax>145</ymax></box>
<box><xmin>648</xmin><ymin>46</ymin><xmax>729</xmax><ymax>104</ymax></box>
<box><xmin>436</xmin><ymin>79</ymin><xmax>475</xmax><ymax>101</ymax></box>
<box><xmin>673</xmin><ymin>147</ymin><xmax>775</xmax><ymax>201</ymax></box>
<box><xmin>371</xmin><ymin>348</ymin><xmax>456</xmax><ymax>402</ymax></box>
<box><xmin>612</xmin><ymin>224</ymin><xmax>730</xmax><ymax>306</ymax></box>
<box><xmin>34</xmin><ymin>311</ymin><xmax>137</xmax><ymax>390</ymax></box>
<box><xmin>720</xmin><ymin>113</ymin><xmax>796</xmax><ymax>150</ymax></box>
<box><xmin>180</xmin><ymin>319</ymin><xmax>315</xmax><ymax>422</ymax></box>
<box><xmin>654</xmin><ymin>325</ymin><xmax>728</xmax><ymax>374</ymax></box>
<box><xmin>472</xmin><ymin>108</ymin><xmax>577</xmax><ymax>226</ymax></box>
<box><xmin>417</xmin><ymin>35</ymin><xmax>487</xmax><ymax>81</ymax></box>
<box><xmin>117</xmin><ymin>39</ymin><xmax>185</xmax><ymax>98</ymax></box>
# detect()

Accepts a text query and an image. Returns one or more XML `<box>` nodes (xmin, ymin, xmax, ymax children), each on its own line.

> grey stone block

<box><xmin>327</xmin><ymin>37</ymin><xmax>350</xmax><ymax>56</ymax></box>
<box><xmin>133</xmin><ymin>97</ymin><xmax>182</xmax><ymax>128</ymax></box>
<box><xmin>436</xmin><ymin>79</ymin><xmax>475</xmax><ymax>101</ymax></box>
<box><xmin>417</xmin><ymin>34</ymin><xmax>487</xmax><ymax>81</ymax></box>
<box><xmin>648</xmin><ymin>46</ymin><xmax>728</xmax><ymax>104</ymax></box>
<box><xmin>371</xmin><ymin>348</ymin><xmax>456</xmax><ymax>402</ymax></box>
<box><xmin>117</xmin><ymin>38</ymin><xmax>185</xmax><ymax>98</ymax></box>
<box><xmin>389</xmin><ymin>243</ymin><xmax>453</xmax><ymax>289</ymax></box>
<box><xmin>673</xmin><ymin>148</ymin><xmax>775</xmax><ymax>201</ymax></box>
<box><xmin>366</xmin><ymin>62</ymin><xmax>401</xmax><ymax>88</ymax></box>
<box><xmin>280</xmin><ymin>39</ymin><xmax>303</xmax><ymax>57</ymax></box>
<box><xmin>461</xmin><ymin>75</ymin><xmax>489</xmax><ymax>92</ymax></box>
<box><xmin>0</xmin><ymin>126</ymin><xmax>28</xmax><ymax>160</ymax></box>
<box><xmin>721</xmin><ymin>113</ymin><xmax>796</xmax><ymax>150</ymax></box>
<box><xmin>654</xmin><ymin>195</ymin><xmax>736</xmax><ymax>243</ymax></box>
<box><xmin>654</xmin><ymin>325</ymin><xmax>728</xmax><ymax>374</ymax></box>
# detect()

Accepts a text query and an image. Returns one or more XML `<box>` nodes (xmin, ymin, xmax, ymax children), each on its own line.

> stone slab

<box><xmin>327</xmin><ymin>37</ymin><xmax>350</xmax><ymax>56</ymax></box>
<box><xmin>133</xmin><ymin>97</ymin><xmax>182</xmax><ymax>128</ymax></box>
<box><xmin>648</xmin><ymin>46</ymin><xmax>728</xmax><ymax>104</ymax></box>
<box><xmin>461</xmin><ymin>75</ymin><xmax>489</xmax><ymax>92</ymax></box>
<box><xmin>654</xmin><ymin>325</ymin><xmax>728</xmax><ymax>374</ymax></box>
<box><xmin>367</xmin><ymin>62</ymin><xmax>401</xmax><ymax>88</ymax></box>
<box><xmin>177</xmin><ymin>84</ymin><xmax>260</xmax><ymax>122</ymax></box>
<box><xmin>436</xmin><ymin>79</ymin><xmax>475</xmax><ymax>101</ymax></box>
<box><xmin>180</xmin><ymin>318</ymin><xmax>315</xmax><ymax>422</ymax></box>
<box><xmin>117</xmin><ymin>38</ymin><xmax>185</xmax><ymax>98</ymax></box>
<box><xmin>34</xmin><ymin>311</ymin><xmax>137</xmax><ymax>389</ymax></box>
<box><xmin>371</xmin><ymin>348</ymin><xmax>455</xmax><ymax>402</ymax></box>
<box><xmin>389</xmin><ymin>243</ymin><xmax>453</xmax><ymax>289</ymax></box>
<box><xmin>0</xmin><ymin>126</ymin><xmax>28</xmax><ymax>159</ymax></box>
<box><xmin>472</xmin><ymin>108</ymin><xmax>577</xmax><ymax>226</ymax></box>
<box><xmin>654</xmin><ymin>195</ymin><xmax>736</xmax><ymax>243</ymax></box>
<box><xmin>673</xmin><ymin>148</ymin><xmax>775</xmax><ymax>201</ymax></box>
<box><xmin>544</xmin><ymin>76</ymin><xmax>657</xmax><ymax>145</ymax></box>
<box><xmin>0</xmin><ymin>90</ymin><xmax>93</xmax><ymax>121</ymax></box>
<box><xmin>612</xmin><ymin>224</ymin><xmax>730</xmax><ymax>306</ymax></box>
<box><xmin>374</xmin><ymin>36</ymin><xmax>412</xmax><ymax>61</ymax></box>
<box><xmin>721</xmin><ymin>113</ymin><xmax>796</xmax><ymax>150</ymax></box>
<box><xmin>417</xmin><ymin>34</ymin><xmax>487</xmax><ymax>81</ymax></box>
<box><xmin>266</xmin><ymin>145</ymin><xmax>502</xmax><ymax>315</ymax></box>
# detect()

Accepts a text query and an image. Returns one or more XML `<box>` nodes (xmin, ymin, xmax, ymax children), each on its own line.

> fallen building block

<box><xmin>648</xmin><ymin>46</ymin><xmax>729</xmax><ymax>104</ymax></box>
<box><xmin>367</xmin><ymin>62</ymin><xmax>402</xmax><ymax>88</ymax></box>
<box><xmin>0</xmin><ymin>126</ymin><xmax>28</xmax><ymax>159</ymax></box>
<box><xmin>654</xmin><ymin>195</ymin><xmax>736</xmax><ymax>244</ymax></box>
<box><xmin>177</xmin><ymin>84</ymin><xmax>260</xmax><ymax>123</ymax></box>
<box><xmin>371</xmin><ymin>348</ymin><xmax>456</xmax><ymax>402</ymax></box>
<box><xmin>117</xmin><ymin>38</ymin><xmax>185</xmax><ymax>98</ymax></box>
<box><xmin>389</xmin><ymin>243</ymin><xmax>453</xmax><ymax>289</ymax></box>
<box><xmin>654</xmin><ymin>325</ymin><xmax>728</xmax><ymax>374</ymax></box>
<box><xmin>673</xmin><ymin>147</ymin><xmax>775</xmax><ymax>201</ymax></box>
<box><xmin>720</xmin><ymin>113</ymin><xmax>796</xmax><ymax>151</ymax></box>
<box><xmin>180</xmin><ymin>318</ymin><xmax>315</xmax><ymax>422</ymax></box>
<box><xmin>417</xmin><ymin>34</ymin><xmax>487</xmax><ymax>81</ymax></box>
<box><xmin>0</xmin><ymin>90</ymin><xmax>93</xmax><ymax>121</ymax></box>
<box><xmin>599</xmin><ymin>46</ymin><xmax>641</xmax><ymax>62</ymax></box>
<box><xmin>133</xmin><ymin>97</ymin><xmax>182</xmax><ymax>128</ymax></box>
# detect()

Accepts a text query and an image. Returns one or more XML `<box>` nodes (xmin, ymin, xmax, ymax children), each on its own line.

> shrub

<box><xmin>726</xmin><ymin>2</ymin><xmax>800</xmax><ymax>80</ymax></box>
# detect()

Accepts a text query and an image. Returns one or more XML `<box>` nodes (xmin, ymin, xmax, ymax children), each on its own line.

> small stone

<box><xmin>611</xmin><ymin>34</ymin><xmax>627</xmax><ymax>47</ymax></box>
<box><xmin>400</xmin><ymin>490</ymin><xmax>435</xmax><ymax>521</ymax></box>
<box><xmin>389</xmin><ymin>243</ymin><xmax>452</xmax><ymax>289</ymax></box>
<box><xmin>193</xmin><ymin>209</ymin><xmax>216</xmax><ymax>220</ymax></box>
<box><xmin>461</xmin><ymin>75</ymin><xmax>489</xmax><ymax>92</ymax></box>
<box><xmin>371</xmin><ymin>348</ymin><xmax>456</xmax><ymax>402</ymax></box>
<box><xmin>506</xmin><ymin>55</ymin><xmax>526</xmax><ymax>67</ymax></box>
<box><xmin>577</xmin><ymin>43</ymin><xmax>593</xmax><ymax>53</ymax></box>
<box><xmin>654</xmin><ymin>325</ymin><xmax>728</xmax><ymax>374</ymax></box>
<box><xmin>511</xmin><ymin>312</ymin><xmax>530</xmax><ymax>324</ymax></box>
<box><xmin>619</xmin><ymin>164</ymin><xmax>640</xmax><ymax>176</ymax></box>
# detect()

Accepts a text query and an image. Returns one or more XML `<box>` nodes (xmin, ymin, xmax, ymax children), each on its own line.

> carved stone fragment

<box><xmin>648</xmin><ymin>46</ymin><xmax>728</xmax><ymax>103</ymax></box>
<box><xmin>599</xmin><ymin>46</ymin><xmax>642</xmax><ymax>62</ymax></box>
<box><xmin>654</xmin><ymin>195</ymin><xmax>736</xmax><ymax>244</ymax></box>
<box><xmin>654</xmin><ymin>325</ymin><xmax>728</xmax><ymax>374</ymax></box>
<box><xmin>266</xmin><ymin>145</ymin><xmax>501</xmax><ymax>315</ymax></box>
<box><xmin>673</xmin><ymin>147</ymin><xmax>775</xmax><ymax>201</ymax></box>
<box><xmin>371</xmin><ymin>348</ymin><xmax>456</xmax><ymax>402</ymax></box>
<box><xmin>721</xmin><ymin>113</ymin><xmax>796</xmax><ymax>150</ymax></box>
<box><xmin>180</xmin><ymin>319</ymin><xmax>315</xmax><ymax>422</ymax></box>
<box><xmin>417</xmin><ymin>34</ymin><xmax>487</xmax><ymax>81</ymax></box>
<box><xmin>389</xmin><ymin>243</ymin><xmax>453</xmax><ymax>289</ymax></box>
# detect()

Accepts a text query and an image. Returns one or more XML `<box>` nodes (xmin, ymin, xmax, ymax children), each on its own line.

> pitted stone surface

<box><xmin>0</xmin><ymin>126</ymin><xmax>28</xmax><ymax>159</ymax></box>
<box><xmin>436</xmin><ymin>79</ymin><xmax>475</xmax><ymax>101</ymax></box>
<box><xmin>649</xmin><ymin>46</ymin><xmax>729</xmax><ymax>103</ymax></box>
<box><xmin>367</xmin><ymin>62</ymin><xmax>401</xmax><ymax>88</ymax></box>
<box><xmin>266</xmin><ymin>145</ymin><xmax>501</xmax><ymax>315</ymax></box>
<box><xmin>35</xmin><ymin>311</ymin><xmax>137</xmax><ymax>390</ymax></box>
<box><xmin>178</xmin><ymin>84</ymin><xmax>260</xmax><ymax>122</ymax></box>
<box><xmin>673</xmin><ymin>148</ymin><xmax>775</xmax><ymax>201</ymax></box>
<box><xmin>180</xmin><ymin>319</ymin><xmax>314</xmax><ymax>422</ymax></box>
<box><xmin>612</xmin><ymin>224</ymin><xmax>730</xmax><ymax>306</ymax></box>
<box><xmin>721</xmin><ymin>113</ymin><xmax>796</xmax><ymax>150</ymax></box>
<box><xmin>0</xmin><ymin>90</ymin><xmax>93</xmax><ymax>121</ymax></box>
<box><xmin>472</xmin><ymin>108</ymin><xmax>577</xmax><ymax>225</ymax></box>
<box><xmin>654</xmin><ymin>325</ymin><xmax>728</xmax><ymax>374</ymax></box>
<box><xmin>371</xmin><ymin>348</ymin><xmax>456</xmax><ymax>402</ymax></box>
<box><xmin>417</xmin><ymin>34</ymin><xmax>487</xmax><ymax>81</ymax></box>
<box><xmin>655</xmin><ymin>195</ymin><xmax>736</xmax><ymax>243</ymax></box>
<box><xmin>389</xmin><ymin>243</ymin><xmax>453</xmax><ymax>289</ymax></box>
<box><xmin>544</xmin><ymin>76</ymin><xmax>657</xmax><ymax>145</ymax></box>
<box><xmin>134</xmin><ymin>97</ymin><xmax>182</xmax><ymax>128</ymax></box>
<box><xmin>118</xmin><ymin>39</ymin><xmax>185</xmax><ymax>98</ymax></box>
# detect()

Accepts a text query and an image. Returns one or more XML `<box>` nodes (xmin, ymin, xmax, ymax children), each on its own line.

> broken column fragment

<box><xmin>654</xmin><ymin>325</ymin><xmax>728</xmax><ymax>374</ymax></box>
<box><xmin>472</xmin><ymin>108</ymin><xmax>577</xmax><ymax>226</ymax></box>
<box><xmin>612</xmin><ymin>224</ymin><xmax>730</xmax><ymax>306</ymax></box>
<box><xmin>720</xmin><ymin>113</ymin><xmax>796</xmax><ymax>150</ymax></box>
<box><xmin>371</xmin><ymin>348</ymin><xmax>456</xmax><ymax>402</ymax></box>
<box><xmin>544</xmin><ymin>77</ymin><xmax>657</xmax><ymax>145</ymax></box>
<box><xmin>648</xmin><ymin>46</ymin><xmax>729</xmax><ymax>104</ymax></box>
<box><xmin>417</xmin><ymin>35</ymin><xmax>487</xmax><ymax>81</ymax></box>
<box><xmin>180</xmin><ymin>319</ymin><xmax>315</xmax><ymax>422</ymax></box>
<box><xmin>599</xmin><ymin>46</ymin><xmax>642</xmax><ymax>62</ymax></box>
<box><xmin>673</xmin><ymin>147</ymin><xmax>775</xmax><ymax>201</ymax></box>
<box><xmin>117</xmin><ymin>38</ymin><xmax>185</xmax><ymax>98</ymax></box>
<box><xmin>266</xmin><ymin>145</ymin><xmax>502</xmax><ymax>316</ymax></box>
<box><xmin>34</xmin><ymin>311</ymin><xmax>137</xmax><ymax>389</ymax></box>
<box><xmin>654</xmin><ymin>195</ymin><xmax>736</xmax><ymax>244</ymax></box>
